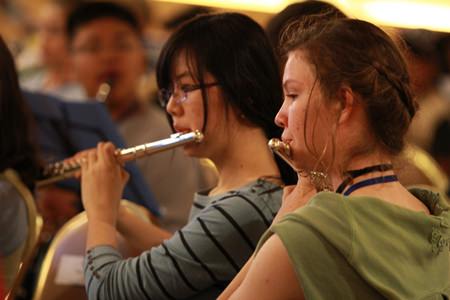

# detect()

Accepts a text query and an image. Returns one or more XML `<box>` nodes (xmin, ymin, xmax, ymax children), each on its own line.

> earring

<box><xmin>309</xmin><ymin>171</ymin><xmax>333</xmax><ymax>192</ymax></box>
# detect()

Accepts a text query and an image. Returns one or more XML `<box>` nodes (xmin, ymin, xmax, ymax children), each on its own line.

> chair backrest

<box><xmin>32</xmin><ymin>200</ymin><xmax>151</xmax><ymax>300</ymax></box>
<box><xmin>1</xmin><ymin>169</ymin><xmax>43</xmax><ymax>300</ymax></box>
<box><xmin>397</xmin><ymin>144</ymin><xmax>449</xmax><ymax>196</ymax></box>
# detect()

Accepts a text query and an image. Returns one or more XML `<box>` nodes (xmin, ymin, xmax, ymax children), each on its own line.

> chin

<box><xmin>182</xmin><ymin>143</ymin><xmax>203</xmax><ymax>158</ymax></box>
<box><xmin>292</xmin><ymin>151</ymin><xmax>315</xmax><ymax>172</ymax></box>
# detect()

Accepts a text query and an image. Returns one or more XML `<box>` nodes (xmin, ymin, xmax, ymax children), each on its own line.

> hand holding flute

<box><xmin>81</xmin><ymin>143</ymin><xmax>128</xmax><ymax>219</ymax></box>
<box><xmin>80</xmin><ymin>142</ymin><xmax>129</xmax><ymax>248</ymax></box>
<box><xmin>268</xmin><ymin>138</ymin><xmax>316</xmax><ymax>223</ymax></box>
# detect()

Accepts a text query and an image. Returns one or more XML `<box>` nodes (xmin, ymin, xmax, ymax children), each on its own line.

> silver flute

<box><xmin>37</xmin><ymin>131</ymin><xmax>204</xmax><ymax>187</ymax></box>
<box><xmin>268</xmin><ymin>138</ymin><xmax>298</xmax><ymax>172</ymax></box>
<box><xmin>268</xmin><ymin>138</ymin><xmax>333</xmax><ymax>191</ymax></box>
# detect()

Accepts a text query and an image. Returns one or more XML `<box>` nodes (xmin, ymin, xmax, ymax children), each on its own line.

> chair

<box><xmin>396</xmin><ymin>144</ymin><xmax>449</xmax><ymax>196</ymax></box>
<box><xmin>32</xmin><ymin>200</ymin><xmax>152</xmax><ymax>300</ymax></box>
<box><xmin>1</xmin><ymin>169</ymin><xmax>43</xmax><ymax>300</ymax></box>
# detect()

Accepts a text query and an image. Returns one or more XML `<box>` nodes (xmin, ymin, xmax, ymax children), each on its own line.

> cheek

<box><xmin>118</xmin><ymin>56</ymin><xmax>144</xmax><ymax>86</ymax></box>
<box><xmin>116</xmin><ymin>73</ymin><xmax>139</xmax><ymax>93</ymax></box>
<box><xmin>207</xmin><ymin>112</ymin><xmax>226</xmax><ymax>136</ymax></box>
<box><xmin>201</xmin><ymin>92</ymin><xmax>224</xmax><ymax>133</ymax></box>
<box><xmin>73</xmin><ymin>59</ymin><xmax>98</xmax><ymax>94</ymax></box>
<box><xmin>74</xmin><ymin>57</ymin><xmax>94</xmax><ymax>76</ymax></box>
<box><xmin>126</xmin><ymin>50</ymin><xmax>145</xmax><ymax>71</ymax></box>
<box><xmin>183</xmin><ymin>103</ymin><xmax>205</xmax><ymax>131</ymax></box>
<box><xmin>287</xmin><ymin>103</ymin><xmax>306</xmax><ymax>137</ymax></box>
<box><xmin>125</xmin><ymin>57</ymin><xmax>143</xmax><ymax>75</ymax></box>
<box><xmin>198</xmin><ymin>105</ymin><xmax>209</xmax><ymax>130</ymax></box>
<box><xmin>302</xmin><ymin>109</ymin><xmax>335</xmax><ymax>157</ymax></box>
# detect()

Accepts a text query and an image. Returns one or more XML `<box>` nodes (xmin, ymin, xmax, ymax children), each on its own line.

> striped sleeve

<box><xmin>84</xmin><ymin>186</ymin><xmax>281</xmax><ymax>300</ymax></box>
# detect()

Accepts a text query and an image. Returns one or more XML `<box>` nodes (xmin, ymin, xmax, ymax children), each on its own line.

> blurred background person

<box><xmin>66</xmin><ymin>1</ymin><xmax>216</xmax><ymax>231</ymax></box>
<box><xmin>0</xmin><ymin>0</ymin><xmax>37</xmax><ymax>56</ymax></box>
<box><xmin>398</xmin><ymin>29</ymin><xmax>450</xmax><ymax>189</ymax></box>
<box><xmin>437</xmin><ymin>33</ymin><xmax>450</xmax><ymax>101</ymax></box>
<box><xmin>20</xmin><ymin>0</ymin><xmax>84</xmax><ymax>101</ymax></box>
<box><xmin>402</xmin><ymin>29</ymin><xmax>450</xmax><ymax>158</ymax></box>
<box><xmin>432</xmin><ymin>33</ymin><xmax>450</xmax><ymax>177</ymax></box>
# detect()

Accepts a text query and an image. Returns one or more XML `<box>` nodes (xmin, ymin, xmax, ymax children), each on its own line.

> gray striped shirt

<box><xmin>84</xmin><ymin>178</ymin><xmax>282</xmax><ymax>299</ymax></box>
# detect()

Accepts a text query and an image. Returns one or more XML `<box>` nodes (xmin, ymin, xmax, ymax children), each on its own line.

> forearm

<box><xmin>84</xmin><ymin>232</ymin><xmax>218</xmax><ymax>300</ymax></box>
<box><xmin>117</xmin><ymin>208</ymin><xmax>172</xmax><ymax>252</ymax></box>
<box><xmin>86</xmin><ymin>219</ymin><xmax>118</xmax><ymax>250</ymax></box>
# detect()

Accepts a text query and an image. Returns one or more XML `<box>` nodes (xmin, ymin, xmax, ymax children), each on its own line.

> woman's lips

<box><xmin>173</xmin><ymin>125</ymin><xmax>191</xmax><ymax>133</ymax></box>
<box><xmin>281</xmin><ymin>134</ymin><xmax>293</xmax><ymax>145</ymax></box>
<box><xmin>99</xmin><ymin>72</ymin><xmax>119</xmax><ymax>85</ymax></box>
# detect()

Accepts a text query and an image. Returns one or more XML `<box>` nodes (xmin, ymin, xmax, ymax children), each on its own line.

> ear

<box><xmin>336</xmin><ymin>85</ymin><xmax>355</xmax><ymax>125</ymax></box>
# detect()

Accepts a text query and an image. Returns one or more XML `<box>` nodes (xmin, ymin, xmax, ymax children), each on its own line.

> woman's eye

<box><xmin>180</xmin><ymin>85</ymin><xmax>191</xmax><ymax>92</ymax></box>
<box><xmin>180</xmin><ymin>84</ymin><xmax>196</xmax><ymax>93</ymax></box>
<box><xmin>285</xmin><ymin>94</ymin><xmax>298</xmax><ymax>101</ymax></box>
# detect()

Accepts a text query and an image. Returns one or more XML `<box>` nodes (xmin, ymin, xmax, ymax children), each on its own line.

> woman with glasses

<box><xmin>79</xmin><ymin>12</ymin><xmax>296</xmax><ymax>300</ymax></box>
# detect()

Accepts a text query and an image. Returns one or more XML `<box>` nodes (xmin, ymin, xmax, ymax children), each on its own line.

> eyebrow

<box><xmin>283</xmin><ymin>79</ymin><xmax>301</xmax><ymax>89</ymax></box>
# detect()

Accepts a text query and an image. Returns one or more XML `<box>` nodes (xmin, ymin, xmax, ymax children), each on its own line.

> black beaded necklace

<box><xmin>336</xmin><ymin>164</ymin><xmax>398</xmax><ymax>196</ymax></box>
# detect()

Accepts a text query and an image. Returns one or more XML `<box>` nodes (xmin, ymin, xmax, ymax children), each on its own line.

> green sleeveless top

<box><xmin>257</xmin><ymin>188</ymin><xmax>450</xmax><ymax>299</ymax></box>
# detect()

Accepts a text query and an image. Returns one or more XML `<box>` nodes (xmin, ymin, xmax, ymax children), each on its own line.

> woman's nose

<box><xmin>166</xmin><ymin>94</ymin><xmax>181</xmax><ymax>117</ymax></box>
<box><xmin>275</xmin><ymin>101</ymin><xmax>288</xmax><ymax>128</ymax></box>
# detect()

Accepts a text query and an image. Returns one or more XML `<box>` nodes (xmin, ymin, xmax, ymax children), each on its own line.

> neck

<box><xmin>209</xmin><ymin>127</ymin><xmax>280</xmax><ymax>196</ymax></box>
<box><xmin>328</xmin><ymin>150</ymin><xmax>394</xmax><ymax>191</ymax></box>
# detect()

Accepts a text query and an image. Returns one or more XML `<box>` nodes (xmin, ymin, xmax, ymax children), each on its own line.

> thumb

<box><xmin>121</xmin><ymin>168</ymin><xmax>130</xmax><ymax>183</ymax></box>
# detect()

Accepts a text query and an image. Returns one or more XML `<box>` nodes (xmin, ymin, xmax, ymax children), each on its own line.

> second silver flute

<box><xmin>37</xmin><ymin>131</ymin><xmax>204</xmax><ymax>187</ymax></box>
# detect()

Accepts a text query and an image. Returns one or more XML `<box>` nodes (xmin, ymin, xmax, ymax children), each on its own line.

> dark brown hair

<box><xmin>266</xmin><ymin>0</ymin><xmax>346</xmax><ymax>60</ymax></box>
<box><xmin>281</xmin><ymin>18</ymin><xmax>417</xmax><ymax>155</ymax></box>
<box><xmin>66</xmin><ymin>1</ymin><xmax>141</xmax><ymax>41</ymax></box>
<box><xmin>0</xmin><ymin>36</ymin><xmax>42</xmax><ymax>189</ymax></box>
<box><xmin>157</xmin><ymin>13</ymin><xmax>297</xmax><ymax>185</ymax></box>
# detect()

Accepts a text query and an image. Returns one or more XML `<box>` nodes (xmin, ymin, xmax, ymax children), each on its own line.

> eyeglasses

<box><xmin>158</xmin><ymin>82</ymin><xmax>218</xmax><ymax>108</ymax></box>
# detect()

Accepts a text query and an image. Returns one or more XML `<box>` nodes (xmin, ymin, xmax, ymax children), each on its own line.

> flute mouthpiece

<box><xmin>95</xmin><ymin>79</ymin><xmax>113</xmax><ymax>102</ymax></box>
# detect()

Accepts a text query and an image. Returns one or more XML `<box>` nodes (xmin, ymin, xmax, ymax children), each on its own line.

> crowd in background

<box><xmin>1</xmin><ymin>0</ymin><xmax>449</xmax><ymax>179</ymax></box>
<box><xmin>0</xmin><ymin>0</ymin><xmax>449</xmax><ymax>299</ymax></box>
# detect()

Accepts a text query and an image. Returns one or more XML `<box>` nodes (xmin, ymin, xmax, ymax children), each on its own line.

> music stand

<box><xmin>23</xmin><ymin>90</ymin><xmax>160</xmax><ymax>216</ymax></box>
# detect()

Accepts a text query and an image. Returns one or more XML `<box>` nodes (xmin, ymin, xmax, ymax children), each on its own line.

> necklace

<box><xmin>336</xmin><ymin>164</ymin><xmax>398</xmax><ymax>196</ymax></box>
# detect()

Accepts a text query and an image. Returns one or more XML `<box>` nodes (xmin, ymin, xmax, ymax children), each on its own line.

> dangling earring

<box><xmin>309</xmin><ymin>171</ymin><xmax>333</xmax><ymax>192</ymax></box>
